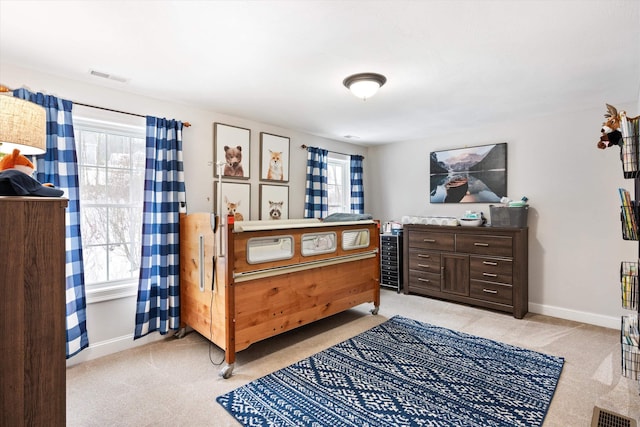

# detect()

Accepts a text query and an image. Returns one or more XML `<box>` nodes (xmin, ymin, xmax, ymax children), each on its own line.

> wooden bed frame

<box><xmin>179</xmin><ymin>213</ymin><xmax>381</xmax><ymax>378</ymax></box>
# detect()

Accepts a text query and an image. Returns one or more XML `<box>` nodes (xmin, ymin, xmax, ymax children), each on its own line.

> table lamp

<box><xmin>0</xmin><ymin>86</ymin><xmax>46</xmax><ymax>155</ymax></box>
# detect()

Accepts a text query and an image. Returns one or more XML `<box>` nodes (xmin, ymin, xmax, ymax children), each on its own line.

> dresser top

<box><xmin>0</xmin><ymin>196</ymin><xmax>68</xmax><ymax>205</ymax></box>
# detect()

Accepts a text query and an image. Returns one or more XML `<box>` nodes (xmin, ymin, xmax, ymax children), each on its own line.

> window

<box><xmin>327</xmin><ymin>153</ymin><xmax>351</xmax><ymax>215</ymax></box>
<box><xmin>74</xmin><ymin>110</ymin><xmax>146</xmax><ymax>297</ymax></box>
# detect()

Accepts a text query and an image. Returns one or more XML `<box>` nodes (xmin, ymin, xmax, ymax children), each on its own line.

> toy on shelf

<box><xmin>597</xmin><ymin>104</ymin><xmax>623</xmax><ymax>149</ymax></box>
<box><xmin>0</xmin><ymin>148</ymin><xmax>35</xmax><ymax>175</ymax></box>
<box><xmin>0</xmin><ymin>148</ymin><xmax>63</xmax><ymax>197</ymax></box>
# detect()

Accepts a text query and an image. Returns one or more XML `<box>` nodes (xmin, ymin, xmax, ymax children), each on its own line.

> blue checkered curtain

<box><xmin>134</xmin><ymin>117</ymin><xmax>185</xmax><ymax>339</ymax></box>
<box><xmin>13</xmin><ymin>88</ymin><xmax>89</xmax><ymax>358</ymax></box>
<box><xmin>303</xmin><ymin>146</ymin><xmax>328</xmax><ymax>218</ymax></box>
<box><xmin>350</xmin><ymin>155</ymin><xmax>365</xmax><ymax>214</ymax></box>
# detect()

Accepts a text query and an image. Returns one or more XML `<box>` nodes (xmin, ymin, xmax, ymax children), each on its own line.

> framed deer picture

<box><xmin>215</xmin><ymin>182</ymin><xmax>251</xmax><ymax>221</ymax></box>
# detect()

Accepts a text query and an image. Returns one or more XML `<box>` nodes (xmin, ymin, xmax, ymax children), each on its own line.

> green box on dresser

<box><xmin>402</xmin><ymin>224</ymin><xmax>528</xmax><ymax>318</ymax></box>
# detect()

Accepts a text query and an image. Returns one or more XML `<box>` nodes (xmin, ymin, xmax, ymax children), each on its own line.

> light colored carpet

<box><xmin>67</xmin><ymin>289</ymin><xmax>640</xmax><ymax>426</ymax></box>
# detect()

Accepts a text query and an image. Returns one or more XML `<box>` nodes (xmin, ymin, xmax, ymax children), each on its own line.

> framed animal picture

<box><xmin>214</xmin><ymin>122</ymin><xmax>251</xmax><ymax>179</ymax></box>
<box><xmin>214</xmin><ymin>182</ymin><xmax>251</xmax><ymax>221</ymax></box>
<box><xmin>259</xmin><ymin>184</ymin><xmax>289</xmax><ymax>220</ymax></box>
<box><xmin>259</xmin><ymin>132</ymin><xmax>290</xmax><ymax>182</ymax></box>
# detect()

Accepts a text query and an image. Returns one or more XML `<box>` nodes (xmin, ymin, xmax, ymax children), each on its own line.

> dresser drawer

<box><xmin>408</xmin><ymin>231</ymin><xmax>454</xmax><ymax>251</ymax></box>
<box><xmin>381</xmin><ymin>272</ymin><xmax>399</xmax><ymax>284</ymax></box>
<box><xmin>381</xmin><ymin>254</ymin><xmax>398</xmax><ymax>265</ymax></box>
<box><xmin>381</xmin><ymin>243</ymin><xmax>398</xmax><ymax>253</ymax></box>
<box><xmin>470</xmin><ymin>256</ymin><xmax>512</xmax><ymax>284</ymax></box>
<box><xmin>381</xmin><ymin>260</ymin><xmax>400</xmax><ymax>272</ymax></box>
<box><xmin>409</xmin><ymin>270</ymin><xmax>441</xmax><ymax>292</ymax></box>
<box><xmin>456</xmin><ymin>234</ymin><xmax>512</xmax><ymax>257</ymax></box>
<box><xmin>408</xmin><ymin>250</ymin><xmax>441</xmax><ymax>273</ymax></box>
<box><xmin>381</xmin><ymin>236</ymin><xmax>398</xmax><ymax>244</ymax></box>
<box><xmin>470</xmin><ymin>281</ymin><xmax>512</xmax><ymax>306</ymax></box>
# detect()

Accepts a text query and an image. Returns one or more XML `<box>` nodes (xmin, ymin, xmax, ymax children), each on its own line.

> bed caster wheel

<box><xmin>370</xmin><ymin>306</ymin><xmax>379</xmax><ymax>315</ymax></box>
<box><xmin>220</xmin><ymin>363</ymin><xmax>235</xmax><ymax>379</ymax></box>
<box><xmin>174</xmin><ymin>328</ymin><xmax>187</xmax><ymax>339</ymax></box>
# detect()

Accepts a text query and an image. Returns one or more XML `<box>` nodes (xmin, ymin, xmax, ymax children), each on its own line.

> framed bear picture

<box><xmin>259</xmin><ymin>184</ymin><xmax>289</xmax><ymax>220</ymax></box>
<box><xmin>214</xmin><ymin>122</ymin><xmax>251</xmax><ymax>180</ymax></box>
<box><xmin>259</xmin><ymin>132</ymin><xmax>290</xmax><ymax>182</ymax></box>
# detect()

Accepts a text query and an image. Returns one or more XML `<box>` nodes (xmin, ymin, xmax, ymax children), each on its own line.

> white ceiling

<box><xmin>1</xmin><ymin>0</ymin><xmax>639</xmax><ymax>145</ymax></box>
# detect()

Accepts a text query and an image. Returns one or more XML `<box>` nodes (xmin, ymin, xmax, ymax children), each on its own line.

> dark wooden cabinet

<box><xmin>403</xmin><ymin>224</ymin><xmax>528</xmax><ymax>318</ymax></box>
<box><xmin>380</xmin><ymin>234</ymin><xmax>402</xmax><ymax>292</ymax></box>
<box><xmin>441</xmin><ymin>253</ymin><xmax>469</xmax><ymax>296</ymax></box>
<box><xmin>0</xmin><ymin>196</ymin><xmax>67</xmax><ymax>426</ymax></box>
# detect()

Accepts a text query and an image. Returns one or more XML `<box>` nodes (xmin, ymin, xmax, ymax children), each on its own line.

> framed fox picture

<box><xmin>259</xmin><ymin>132</ymin><xmax>290</xmax><ymax>182</ymax></box>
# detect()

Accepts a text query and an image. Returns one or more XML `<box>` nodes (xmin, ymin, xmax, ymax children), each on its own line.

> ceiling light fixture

<box><xmin>343</xmin><ymin>72</ymin><xmax>387</xmax><ymax>100</ymax></box>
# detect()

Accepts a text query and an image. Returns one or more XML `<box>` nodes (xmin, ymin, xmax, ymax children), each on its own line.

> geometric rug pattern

<box><xmin>217</xmin><ymin>315</ymin><xmax>564</xmax><ymax>426</ymax></box>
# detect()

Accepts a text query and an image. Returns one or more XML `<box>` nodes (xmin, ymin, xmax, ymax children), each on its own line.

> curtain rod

<box><xmin>0</xmin><ymin>85</ymin><xmax>191</xmax><ymax>127</ymax></box>
<box><xmin>74</xmin><ymin>102</ymin><xmax>191</xmax><ymax>127</ymax></box>
<box><xmin>300</xmin><ymin>144</ymin><xmax>364</xmax><ymax>159</ymax></box>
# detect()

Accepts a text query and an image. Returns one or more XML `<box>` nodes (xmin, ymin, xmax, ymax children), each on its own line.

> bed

<box><xmin>178</xmin><ymin>214</ymin><xmax>381</xmax><ymax>378</ymax></box>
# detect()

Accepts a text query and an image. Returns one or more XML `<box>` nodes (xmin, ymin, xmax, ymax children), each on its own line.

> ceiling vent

<box><xmin>89</xmin><ymin>70</ymin><xmax>129</xmax><ymax>83</ymax></box>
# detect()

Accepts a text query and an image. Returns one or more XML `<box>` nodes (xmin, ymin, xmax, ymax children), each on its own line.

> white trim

<box><xmin>528</xmin><ymin>302</ymin><xmax>620</xmax><ymax>330</ymax></box>
<box><xmin>85</xmin><ymin>281</ymin><xmax>138</xmax><ymax>304</ymax></box>
<box><xmin>66</xmin><ymin>332</ymin><xmax>165</xmax><ymax>367</ymax></box>
<box><xmin>73</xmin><ymin>104</ymin><xmax>146</xmax><ymax>130</ymax></box>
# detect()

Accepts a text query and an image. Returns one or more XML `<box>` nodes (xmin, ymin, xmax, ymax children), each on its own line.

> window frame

<box><xmin>73</xmin><ymin>107</ymin><xmax>146</xmax><ymax>303</ymax></box>
<box><xmin>327</xmin><ymin>152</ymin><xmax>351</xmax><ymax>215</ymax></box>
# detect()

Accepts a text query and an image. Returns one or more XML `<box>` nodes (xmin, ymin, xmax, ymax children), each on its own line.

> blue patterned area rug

<box><xmin>216</xmin><ymin>315</ymin><xmax>564</xmax><ymax>426</ymax></box>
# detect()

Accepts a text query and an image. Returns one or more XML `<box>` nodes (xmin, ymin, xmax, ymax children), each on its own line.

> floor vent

<box><xmin>592</xmin><ymin>406</ymin><xmax>637</xmax><ymax>427</ymax></box>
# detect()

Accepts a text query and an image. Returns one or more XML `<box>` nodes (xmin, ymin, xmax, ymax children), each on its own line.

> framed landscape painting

<box><xmin>429</xmin><ymin>143</ymin><xmax>507</xmax><ymax>204</ymax></box>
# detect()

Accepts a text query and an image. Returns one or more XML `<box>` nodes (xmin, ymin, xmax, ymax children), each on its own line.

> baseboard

<box><xmin>529</xmin><ymin>303</ymin><xmax>620</xmax><ymax>330</ymax></box>
<box><xmin>66</xmin><ymin>303</ymin><xmax>619</xmax><ymax>367</ymax></box>
<box><xmin>66</xmin><ymin>332</ymin><xmax>166</xmax><ymax>367</ymax></box>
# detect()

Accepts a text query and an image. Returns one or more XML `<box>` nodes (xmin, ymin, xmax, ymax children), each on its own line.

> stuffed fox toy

<box><xmin>0</xmin><ymin>148</ymin><xmax>57</xmax><ymax>188</ymax></box>
<box><xmin>0</xmin><ymin>148</ymin><xmax>35</xmax><ymax>175</ymax></box>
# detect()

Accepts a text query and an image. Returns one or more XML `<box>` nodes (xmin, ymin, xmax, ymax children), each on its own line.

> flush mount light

<box><xmin>343</xmin><ymin>73</ymin><xmax>387</xmax><ymax>100</ymax></box>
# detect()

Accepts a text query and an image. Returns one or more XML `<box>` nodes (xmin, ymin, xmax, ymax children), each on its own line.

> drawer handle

<box><xmin>417</xmin><ymin>254</ymin><xmax>431</xmax><ymax>258</ymax></box>
<box><xmin>417</xmin><ymin>278</ymin><xmax>431</xmax><ymax>283</ymax></box>
<box><xmin>483</xmin><ymin>261</ymin><xmax>498</xmax><ymax>266</ymax></box>
<box><xmin>483</xmin><ymin>288</ymin><xmax>498</xmax><ymax>294</ymax></box>
<box><xmin>474</xmin><ymin>242</ymin><xmax>489</xmax><ymax>247</ymax></box>
<box><xmin>417</xmin><ymin>263</ymin><xmax>430</xmax><ymax>268</ymax></box>
<box><xmin>482</xmin><ymin>272</ymin><xmax>498</xmax><ymax>278</ymax></box>
<box><xmin>423</xmin><ymin>238</ymin><xmax>436</xmax><ymax>243</ymax></box>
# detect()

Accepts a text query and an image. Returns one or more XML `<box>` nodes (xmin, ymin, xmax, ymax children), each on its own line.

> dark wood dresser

<box><xmin>403</xmin><ymin>224</ymin><xmax>528</xmax><ymax>318</ymax></box>
<box><xmin>0</xmin><ymin>196</ymin><xmax>68</xmax><ymax>426</ymax></box>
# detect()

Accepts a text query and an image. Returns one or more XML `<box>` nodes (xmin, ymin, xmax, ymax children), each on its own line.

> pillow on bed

<box><xmin>323</xmin><ymin>213</ymin><xmax>373</xmax><ymax>222</ymax></box>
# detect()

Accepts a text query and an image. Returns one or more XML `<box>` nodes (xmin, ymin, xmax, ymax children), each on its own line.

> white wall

<box><xmin>368</xmin><ymin>103</ymin><xmax>639</xmax><ymax>328</ymax></box>
<box><xmin>0</xmin><ymin>63</ymin><xmax>370</xmax><ymax>364</ymax></box>
<box><xmin>3</xmin><ymin>61</ymin><xmax>638</xmax><ymax>366</ymax></box>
